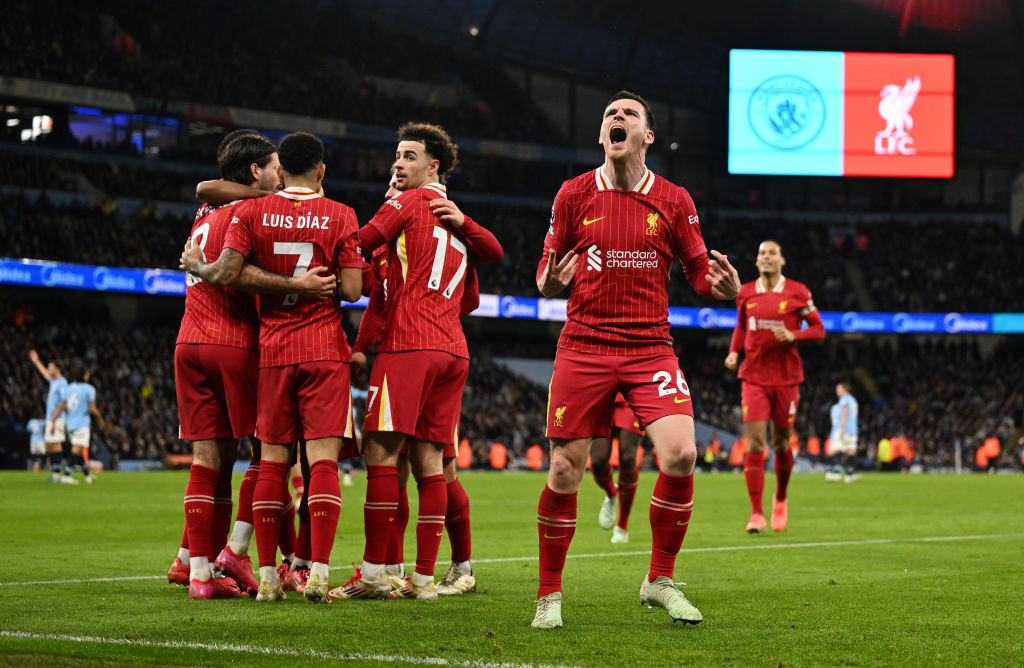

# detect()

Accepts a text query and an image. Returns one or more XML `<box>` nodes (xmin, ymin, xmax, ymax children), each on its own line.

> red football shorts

<box><xmin>547</xmin><ymin>349</ymin><xmax>694</xmax><ymax>439</ymax></box>
<box><xmin>256</xmin><ymin>361</ymin><xmax>355</xmax><ymax>445</ymax></box>
<box><xmin>741</xmin><ymin>381</ymin><xmax>800</xmax><ymax>428</ymax></box>
<box><xmin>175</xmin><ymin>343</ymin><xmax>257</xmax><ymax>441</ymax></box>
<box><xmin>612</xmin><ymin>393</ymin><xmax>643</xmax><ymax>435</ymax></box>
<box><xmin>364</xmin><ymin>350</ymin><xmax>469</xmax><ymax>446</ymax></box>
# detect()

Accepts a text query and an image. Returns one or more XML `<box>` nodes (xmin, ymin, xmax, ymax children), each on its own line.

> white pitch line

<box><xmin>1</xmin><ymin>533</ymin><xmax>1020</xmax><ymax>587</ymax></box>
<box><xmin>0</xmin><ymin>630</ymin><xmax>564</xmax><ymax>668</ymax></box>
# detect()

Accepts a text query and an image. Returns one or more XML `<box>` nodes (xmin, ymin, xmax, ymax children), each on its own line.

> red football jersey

<box><xmin>363</xmin><ymin>183</ymin><xmax>472</xmax><ymax>359</ymax></box>
<box><xmin>177</xmin><ymin>201</ymin><xmax>259</xmax><ymax>349</ymax></box>
<box><xmin>223</xmin><ymin>187</ymin><xmax>362</xmax><ymax>367</ymax></box>
<box><xmin>731</xmin><ymin>276</ymin><xmax>817</xmax><ymax>385</ymax></box>
<box><xmin>538</xmin><ymin>168</ymin><xmax>708</xmax><ymax>356</ymax></box>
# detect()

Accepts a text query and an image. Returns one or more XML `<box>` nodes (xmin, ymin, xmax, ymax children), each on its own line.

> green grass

<box><xmin>0</xmin><ymin>470</ymin><xmax>1021</xmax><ymax>667</ymax></box>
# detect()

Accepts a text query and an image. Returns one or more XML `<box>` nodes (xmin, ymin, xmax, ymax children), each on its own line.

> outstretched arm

<box><xmin>181</xmin><ymin>241</ymin><xmax>245</xmax><ymax>287</ymax></box>
<box><xmin>28</xmin><ymin>350</ymin><xmax>51</xmax><ymax>381</ymax></box>
<box><xmin>196</xmin><ymin>180</ymin><xmax>273</xmax><ymax>204</ymax></box>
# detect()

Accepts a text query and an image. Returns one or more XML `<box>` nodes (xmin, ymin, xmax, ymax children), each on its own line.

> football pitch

<box><xmin>0</xmin><ymin>470</ymin><xmax>1021</xmax><ymax>667</ymax></box>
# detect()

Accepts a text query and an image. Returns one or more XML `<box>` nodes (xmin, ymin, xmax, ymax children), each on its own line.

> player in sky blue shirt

<box><xmin>828</xmin><ymin>382</ymin><xmax>859</xmax><ymax>482</ymax></box>
<box><xmin>29</xmin><ymin>349</ymin><xmax>68</xmax><ymax>481</ymax></box>
<box><xmin>51</xmin><ymin>365</ymin><xmax>104</xmax><ymax>484</ymax></box>
<box><xmin>27</xmin><ymin>418</ymin><xmax>46</xmax><ymax>471</ymax></box>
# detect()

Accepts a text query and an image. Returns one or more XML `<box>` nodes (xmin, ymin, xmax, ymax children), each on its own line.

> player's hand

<box><xmin>29</xmin><ymin>349</ymin><xmax>39</xmax><ymax>363</ymax></box>
<box><xmin>292</xmin><ymin>266</ymin><xmax>337</xmax><ymax>300</ymax></box>
<box><xmin>46</xmin><ymin>421</ymin><xmax>54</xmax><ymax>438</ymax></box>
<box><xmin>706</xmin><ymin>250</ymin><xmax>740</xmax><ymax>300</ymax></box>
<box><xmin>724</xmin><ymin>352</ymin><xmax>739</xmax><ymax>371</ymax></box>
<box><xmin>349</xmin><ymin>351</ymin><xmax>368</xmax><ymax>389</ymax></box>
<box><xmin>429</xmin><ymin>198</ymin><xmax>465</xmax><ymax>229</ymax></box>
<box><xmin>772</xmin><ymin>327</ymin><xmax>796</xmax><ymax>342</ymax></box>
<box><xmin>537</xmin><ymin>249</ymin><xmax>579</xmax><ymax>297</ymax></box>
<box><xmin>180</xmin><ymin>238</ymin><xmax>204</xmax><ymax>272</ymax></box>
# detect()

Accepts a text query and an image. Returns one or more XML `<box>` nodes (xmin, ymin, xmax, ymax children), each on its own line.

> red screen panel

<box><xmin>843</xmin><ymin>53</ymin><xmax>954</xmax><ymax>177</ymax></box>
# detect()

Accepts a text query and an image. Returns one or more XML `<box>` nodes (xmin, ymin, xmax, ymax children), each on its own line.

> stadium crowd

<box><xmin>2</xmin><ymin>0</ymin><xmax>562</xmax><ymax>146</ymax></box>
<box><xmin>3</xmin><ymin>316</ymin><xmax>1021</xmax><ymax>472</ymax></box>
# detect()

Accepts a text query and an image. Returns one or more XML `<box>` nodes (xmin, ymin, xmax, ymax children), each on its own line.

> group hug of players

<box><xmin>169</xmin><ymin>90</ymin><xmax>826</xmax><ymax>628</ymax></box>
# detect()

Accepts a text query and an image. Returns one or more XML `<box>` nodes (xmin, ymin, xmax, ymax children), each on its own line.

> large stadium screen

<box><xmin>729</xmin><ymin>49</ymin><xmax>954</xmax><ymax>177</ymax></box>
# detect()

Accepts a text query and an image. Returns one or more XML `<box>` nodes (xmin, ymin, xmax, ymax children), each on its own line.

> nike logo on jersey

<box><xmin>674</xmin><ymin>397</ymin><xmax>691</xmax><ymax>404</ymax></box>
<box><xmin>582</xmin><ymin>216</ymin><xmax>605</xmax><ymax>226</ymax></box>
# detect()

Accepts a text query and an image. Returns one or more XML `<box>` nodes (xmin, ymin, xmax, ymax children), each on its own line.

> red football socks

<box><xmin>386</xmin><ymin>484</ymin><xmax>409</xmax><ymax>566</ymax></box>
<box><xmin>537</xmin><ymin>485</ymin><xmax>577</xmax><ymax>598</ymax></box>
<box><xmin>591</xmin><ymin>463</ymin><xmax>619</xmax><ymax>498</ymax></box>
<box><xmin>744</xmin><ymin>451</ymin><xmax>766</xmax><ymax>515</ymax></box>
<box><xmin>184</xmin><ymin>464</ymin><xmax>218</xmax><ymax>562</ymax></box>
<box><xmin>235</xmin><ymin>462</ymin><xmax>259</xmax><ymax>525</ymax></box>
<box><xmin>307</xmin><ymin>460</ymin><xmax>341</xmax><ymax>565</ymax></box>
<box><xmin>294</xmin><ymin>485</ymin><xmax>311</xmax><ymax>563</ymax></box>
<box><xmin>252</xmin><ymin>460</ymin><xmax>288</xmax><ymax>568</ymax></box>
<box><xmin>445</xmin><ymin>478</ymin><xmax>472</xmax><ymax>563</ymax></box>
<box><xmin>363</xmin><ymin>465</ymin><xmax>398</xmax><ymax>565</ymax></box>
<box><xmin>617</xmin><ymin>466</ymin><xmax>639</xmax><ymax>530</ymax></box>
<box><xmin>775</xmin><ymin>448</ymin><xmax>794</xmax><ymax>501</ymax></box>
<box><xmin>415</xmin><ymin>474</ymin><xmax>447</xmax><ymax>577</ymax></box>
<box><xmin>211</xmin><ymin>466</ymin><xmax>233</xmax><ymax>558</ymax></box>
<box><xmin>278</xmin><ymin>488</ymin><xmax>296</xmax><ymax>558</ymax></box>
<box><xmin>648</xmin><ymin>472</ymin><xmax>694</xmax><ymax>581</ymax></box>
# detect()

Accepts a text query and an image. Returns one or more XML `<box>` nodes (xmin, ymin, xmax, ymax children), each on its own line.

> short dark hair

<box><xmin>761</xmin><ymin>239</ymin><xmax>783</xmax><ymax>255</ymax></box>
<box><xmin>839</xmin><ymin>382</ymin><xmax>852</xmax><ymax>393</ymax></box>
<box><xmin>277</xmin><ymin>131</ymin><xmax>324</xmax><ymax>177</ymax></box>
<box><xmin>219</xmin><ymin>134</ymin><xmax>276</xmax><ymax>185</ymax></box>
<box><xmin>67</xmin><ymin>361</ymin><xmax>88</xmax><ymax>384</ymax></box>
<box><xmin>607</xmin><ymin>90</ymin><xmax>655</xmax><ymax>132</ymax></box>
<box><xmin>216</xmin><ymin>129</ymin><xmax>260</xmax><ymax>162</ymax></box>
<box><xmin>397</xmin><ymin>122</ymin><xmax>459</xmax><ymax>183</ymax></box>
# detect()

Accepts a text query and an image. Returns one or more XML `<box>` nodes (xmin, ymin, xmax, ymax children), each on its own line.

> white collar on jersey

<box><xmin>594</xmin><ymin>166</ymin><xmax>655</xmax><ymax>194</ymax></box>
<box><xmin>756</xmin><ymin>275</ymin><xmax>786</xmax><ymax>294</ymax></box>
<box><xmin>276</xmin><ymin>187</ymin><xmax>323</xmax><ymax>201</ymax></box>
<box><xmin>420</xmin><ymin>182</ymin><xmax>447</xmax><ymax>198</ymax></box>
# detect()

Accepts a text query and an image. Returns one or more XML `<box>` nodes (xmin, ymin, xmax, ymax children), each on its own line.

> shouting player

<box><xmin>724</xmin><ymin>240</ymin><xmax>825</xmax><ymax>533</ymax></box>
<box><xmin>182</xmin><ymin>131</ymin><xmax>361</xmax><ymax>603</ymax></box>
<box><xmin>532</xmin><ymin>91</ymin><xmax>740</xmax><ymax>628</ymax></box>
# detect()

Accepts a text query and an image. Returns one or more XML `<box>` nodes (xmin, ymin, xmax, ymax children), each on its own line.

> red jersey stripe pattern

<box><xmin>223</xmin><ymin>188</ymin><xmax>362</xmax><ymax>367</ymax></box>
<box><xmin>364</xmin><ymin>184</ymin><xmax>471</xmax><ymax>359</ymax></box>
<box><xmin>177</xmin><ymin>201</ymin><xmax>259</xmax><ymax>349</ymax></box>
<box><xmin>538</xmin><ymin>168</ymin><xmax>708</xmax><ymax>356</ymax></box>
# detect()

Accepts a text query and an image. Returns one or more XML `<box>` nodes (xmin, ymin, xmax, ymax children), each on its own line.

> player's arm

<box><xmin>429</xmin><ymin>199</ymin><xmax>503</xmax><ymax>265</ymax></box>
<box><xmin>536</xmin><ymin>185</ymin><xmax>578</xmax><ymax>297</ymax></box>
<box><xmin>351</xmin><ymin>279</ymin><xmax>388</xmax><ymax>377</ymax></box>
<box><xmin>460</xmin><ymin>265</ymin><xmax>480</xmax><ymax>316</ymax></box>
<box><xmin>196</xmin><ymin>180</ymin><xmax>273</xmax><ymax>204</ymax></box>
<box><xmin>337</xmin><ymin>268</ymin><xmax>362</xmax><ymax>303</ymax></box>
<box><xmin>772</xmin><ymin>297</ymin><xmax>826</xmax><ymax>343</ymax></box>
<box><xmin>724</xmin><ymin>297</ymin><xmax>746</xmax><ymax>371</ymax></box>
<box><xmin>28</xmin><ymin>349</ymin><xmax>51</xmax><ymax>380</ymax></box>
<box><xmin>335</xmin><ymin>213</ymin><xmax>364</xmax><ymax>302</ymax></box>
<box><xmin>839</xmin><ymin>404</ymin><xmax>849</xmax><ymax>433</ymax></box>
<box><xmin>681</xmin><ymin>250</ymin><xmax>740</xmax><ymax>300</ymax></box>
<box><xmin>675</xmin><ymin>192</ymin><xmax>740</xmax><ymax>300</ymax></box>
<box><xmin>51</xmin><ymin>400</ymin><xmax>67</xmax><ymax>423</ymax></box>
<box><xmin>88</xmin><ymin>401</ymin><xmax>105</xmax><ymax>430</ymax></box>
<box><xmin>237</xmin><ymin>263</ymin><xmax>337</xmax><ymax>299</ymax></box>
